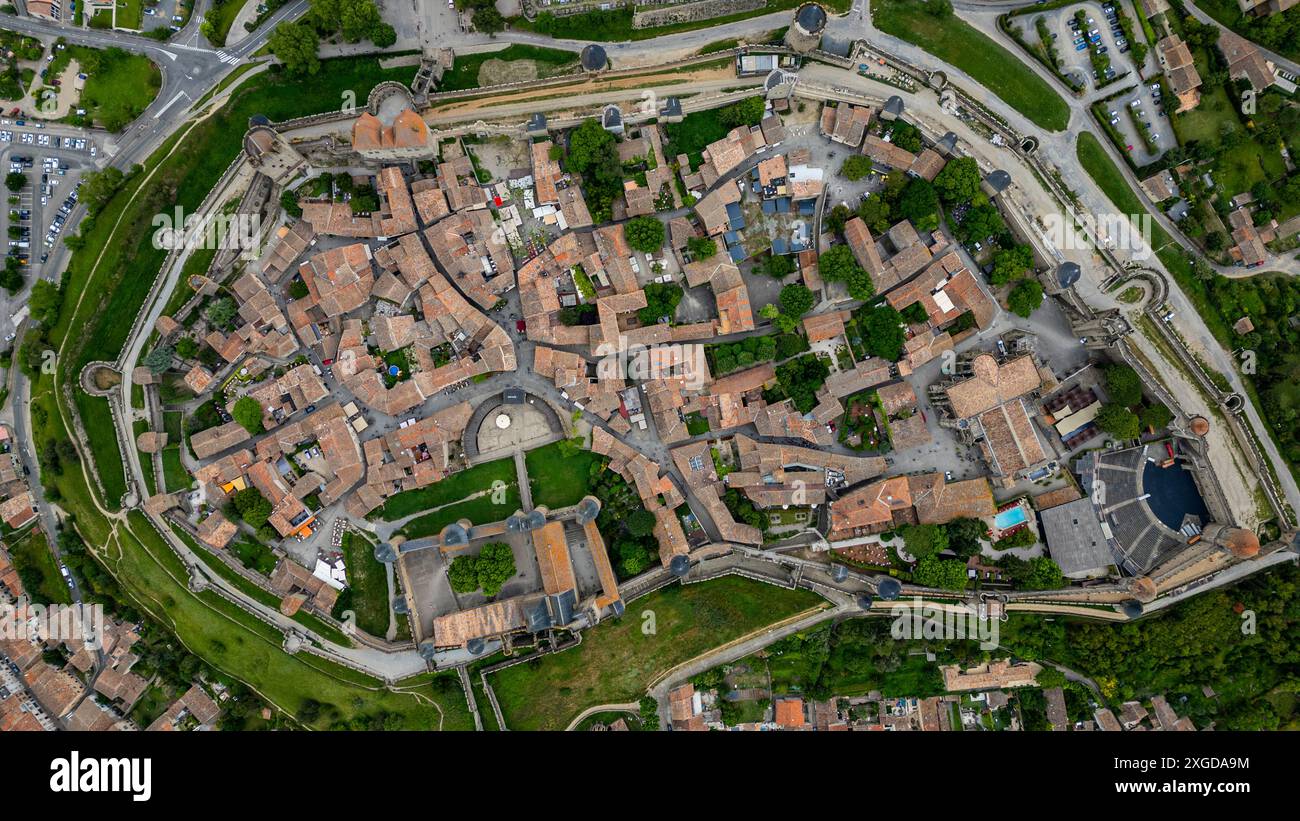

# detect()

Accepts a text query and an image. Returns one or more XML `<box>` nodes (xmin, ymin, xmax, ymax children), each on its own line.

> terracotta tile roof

<box><xmin>944</xmin><ymin>354</ymin><xmax>1042</xmax><ymax>419</ymax></box>
<box><xmin>862</xmin><ymin>134</ymin><xmax>916</xmax><ymax>170</ymax></box>
<box><xmin>887</xmin><ymin>412</ymin><xmax>931</xmax><ymax>451</ymax></box>
<box><xmin>802</xmin><ymin>311</ymin><xmax>847</xmax><ymax>343</ymax></box>
<box><xmin>976</xmin><ymin>399</ymin><xmax>1049</xmax><ymax>476</ymax></box>
<box><xmin>352</xmin><ymin>108</ymin><xmax>432</xmax><ymax>154</ymax></box>
<box><xmin>533</xmin><ymin>521</ymin><xmax>576</xmax><ymax>595</ymax></box>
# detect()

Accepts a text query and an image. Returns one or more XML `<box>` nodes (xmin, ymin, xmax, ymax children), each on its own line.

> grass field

<box><xmin>872</xmin><ymin>0</ymin><xmax>1070</xmax><ymax>132</ymax></box>
<box><xmin>377</xmin><ymin>456</ymin><xmax>517</xmax><ymax>521</ymax></box>
<box><xmin>8</xmin><ymin>528</ymin><xmax>71</xmax><ymax>606</ymax></box>
<box><xmin>118</xmin><ymin>0</ymin><xmax>145</xmax><ymax>29</ymax></box>
<box><xmin>524</xmin><ymin>441</ymin><xmax>598</xmax><ymax>510</ymax></box>
<box><xmin>76</xmin><ymin>392</ymin><xmax>127</xmax><ymax>507</ymax></box>
<box><xmin>60</xmin><ymin>45</ymin><xmax>161</xmax><ymax>132</ymax></box>
<box><xmin>514</xmin><ymin>0</ymin><xmax>849</xmax><ymax>42</ymax></box>
<box><xmin>204</xmin><ymin>0</ymin><xmax>255</xmax><ymax>47</ymax></box>
<box><xmin>398</xmin><ymin>485</ymin><xmax>522</xmax><ymax>540</ymax></box>
<box><xmin>439</xmin><ymin>44</ymin><xmax>580</xmax><ymax>92</ymax></box>
<box><xmin>338</xmin><ymin>530</ymin><xmax>390</xmax><ymax>638</ymax></box>
<box><xmin>489</xmin><ymin>577</ymin><xmax>826</xmax><ymax>730</ymax></box>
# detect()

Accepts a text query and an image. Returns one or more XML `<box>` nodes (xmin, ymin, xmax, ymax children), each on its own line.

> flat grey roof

<box><xmin>1040</xmin><ymin>497</ymin><xmax>1112</xmax><ymax>578</ymax></box>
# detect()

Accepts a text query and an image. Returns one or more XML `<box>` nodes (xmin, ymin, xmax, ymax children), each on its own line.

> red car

<box><xmin>516</xmin><ymin>320</ymin><xmax>526</xmax><ymax>333</ymax></box>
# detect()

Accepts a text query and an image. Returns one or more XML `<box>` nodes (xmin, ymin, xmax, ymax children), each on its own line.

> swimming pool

<box><xmin>994</xmin><ymin>506</ymin><xmax>1028</xmax><ymax>530</ymax></box>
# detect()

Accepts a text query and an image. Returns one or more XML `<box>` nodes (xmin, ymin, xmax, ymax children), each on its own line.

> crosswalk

<box><xmin>215</xmin><ymin>51</ymin><xmax>242</xmax><ymax>65</ymax></box>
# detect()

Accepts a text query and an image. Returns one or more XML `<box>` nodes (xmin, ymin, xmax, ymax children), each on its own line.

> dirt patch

<box><xmin>92</xmin><ymin>366</ymin><xmax>122</xmax><ymax>390</ymax></box>
<box><xmin>431</xmin><ymin>65</ymin><xmax>738</xmax><ymax>120</ymax></box>
<box><xmin>478</xmin><ymin>58</ymin><xmax>540</xmax><ymax>87</ymax></box>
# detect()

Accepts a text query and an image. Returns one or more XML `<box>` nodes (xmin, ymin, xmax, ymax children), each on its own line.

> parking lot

<box><xmin>1035</xmin><ymin>1</ymin><xmax>1137</xmax><ymax>91</ymax></box>
<box><xmin>1103</xmin><ymin>82</ymin><xmax>1176</xmax><ymax>165</ymax></box>
<box><xmin>1</xmin><ymin>124</ymin><xmax>96</xmax><ymax>341</ymax></box>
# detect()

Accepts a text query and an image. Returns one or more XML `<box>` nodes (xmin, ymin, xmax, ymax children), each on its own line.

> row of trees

<box><xmin>268</xmin><ymin>0</ymin><xmax>396</xmax><ymax>76</ymax></box>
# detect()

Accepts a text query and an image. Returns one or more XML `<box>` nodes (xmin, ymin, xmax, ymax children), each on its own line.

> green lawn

<box><xmin>117</xmin><ymin>0</ymin><xmax>144</xmax><ymax>29</ymax></box>
<box><xmin>439</xmin><ymin>44</ymin><xmax>580</xmax><ymax>92</ymax></box>
<box><xmin>872</xmin><ymin>0</ymin><xmax>1070</xmax><ymax>132</ymax></box>
<box><xmin>61</xmin><ymin>45</ymin><xmax>161</xmax><ymax>132</ymax></box>
<box><xmin>338</xmin><ymin>530</ymin><xmax>390</xmax><ymax>638</ymax></box>
<box><xmin>524</xmin><ymin>441</ymin><xmax>598</xmax><ymax>510</ymax></box>
<box><xmin>377</xmin><ymin>457</ymin><xmax>517</xmax><ymax>521</ymax></box>
<box><xmin>204</xmin><ymin>0</ymin><xmax>256</xmax><ymax>47</ymax></box>
<box><xmin>75</xmin><ymin>392</ymin><xmax>127</xmax><ymax>507</ymax></box>
<box><xmin>398</xmin><ymin>485</ymin><xmax>522</xmax><ymax>540</ymax></box>
<box><xmin>489</xmin><ymin>576</ymin><xmax>827</xmax><ymax>730</ymax></box>
<box><xmin>512</xmin><ymin>0</ymin><xmax>846</xmax><ymax>41</ymax></box>
<box><xmin>8</xmin><ymin>528</ymin><xmax>72</xmax><ymax>606</ymax></box>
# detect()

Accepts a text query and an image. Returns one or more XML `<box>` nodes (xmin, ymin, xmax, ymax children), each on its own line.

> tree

<box><xmin>309</xmin><ymin>0</ymin><xmax>381</xmax><ymax>41</ymax></box>
<box><xmin>718</xmin><ymin>96</ymin><xmax>765</xmax><ymax>128</ymax></box>
<box><xmin>268</xmin><ymin>22</ymin><xmax>320</xmax><ymax>76</ymax></box>
<box><xmin>933</xmin><ymin>156</ymin><xmax>980</xmax><ymax>204</ymax></box>
<box><xmin>944</xmin><ymin>517</ymin><xmax>989</xmax><ymax>558</ymax></box>
<box><xmin>0</xmin><ymin>258</ymin><xmax>21</xmax><ymax>295</ymax></box>
<box><xmin>143</xmin><ymin>345</ymin><xmax>173</xmax><ymax>374</ymax></box>
<box><xmin>565</xmin><ymin>118</ymin><xmax>621</xmax><ymax>221</ymax></box>
<box><xmin>472</xmin><ymin>6</ymin><xmax>505</xmax><ymax>34</ymax></box>
<box><xmin>896</xmin><ymin>178</ymin><xmax>939</xmax><ymax>231</ymax></box>
<box><xmin>779</xmin><ymin>283</ymin><xmax>815</xmax><ymax>318</ymax></box>
<box><xmin>638</xmin><ymin>282</ymin><xmax>682</xmax><ymax>325</ymax></box>
<box><xmin>28</xmin><ymin>280</ymin><xmax>60</xmax><ymax>326</ymax></box>
<box><xmin>1006</xmin><ymin>279</ymin><xmax>1043</xmax><ymax>318</ymax></box>
<box><xmin>912</xmin><ymin>556</ymin><xmax>968</xmax><ymax>590</ymax></box>
<box><xmin>175</xmin><ymin>336</ymin><xmax>199</xmax><ymax>360</ymax></box>
<box><xmin>626</xmin><ymin>508</ymin><xmax>656</xmax><ymax>537</ymax></box>
<box><xmin>447</xmin><ymin>555</ymin><xmax>479</xmax><ymax>593</ymax></box>
<box><xmin>856</xmin><ymin>194</ymin><xmax>891</xmax><ymax>233</ymax></box>
<box><xmin>760</xmin><ymin>252</ymin><xmax>795</xmax><ymax>278</ymax></box>
<box><xmin>4</xmin><ymin>172</ymin><xmax>25</xmax><ymax>192</ymax></box>
<box><xmin>624</xmin><ymin>215</ymin><xmax>665</xmax><ymax>253</ymax></box>
<box><xmin>990</xmin><ymin>244</ymin><xmax>1033</xmax><ymax>286</ymax></box>
<box><xmin>1139</xmin><ymin>402</ymin><xmax>1173</xmax><ymax>431</ymax></box>
<box><xmin>841</xmin><ymin>155</ymin><xmax>873</xmax><ymax>181</ymax></box>
<box><xmin>232</xmin><ymin>396</ymin><xmax>264</xmax><ymax>434</ymax></box>
<box><xmin>774</xmin><ymin>354</ymin><xmax>830</xmax><ymax>413</ymax></box>
<box><xmin>956</xmin><ymin>203</ymin><xmax>1004</xmax><ymax>244</ymax></box>
<box><xmin>79</xmin><ymin>166</ymin><xmax>124</xmax><ymax>215</ymax></box>
<box><xmin>475</xmin><ymin>542</ymin><xmax>516</xmax><ymax>597</ymax></box>
<box><xmin>205</xmin><ymin>297</ymin><xmax>238</xmax><ymax>330</ymax></box>
<box><xmin>617</xmin><ymin>539</ymin><xmax>652</xmax><ymax>576</ymax></box>
<box><xmin>901</xmin><ymin>523</ymin><xmax>949</xmax><ymax>560</ymax></box>
<box><xmin>1096</xmin><ymin>402</ymin><xmax>1140</xmax><ymax>439</ymax></box>
<box><xmin>1103</xmin><ymin>363</ymin><xmax>1143</xmax><ymax>407</ymax></box>
<box><xmin>1020</xmin><ymin>557</ymin><xmax>1064</xmax><ymax>590</ymax></box>
<box><xmin>859</xmin><ymin>303</ymin><xmax>906</xmax><ymax>361</ymax></box>
<box><xmin>819</xmin><ymin>245</ymin><xmax>863</xmax><ymax>285</ymax></box>
<box><xmin>370</xmin><ymin>21</ymin><xmax>397</xmax><ymax>46</ymax></box>
<box><xmin>231</xmin><ymin>487</ymin><xmax>272</xmax><ymax>529</ymax></box>
<box><xmin>687</xmin><ymin>236</ymin><xmax>717</xmax><ymax>260</ymax></box>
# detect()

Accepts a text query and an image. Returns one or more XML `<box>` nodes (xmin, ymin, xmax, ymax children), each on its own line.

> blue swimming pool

<box><xmin>994</xmin><ymin>506</ymin><xmax>1027</xmax><ymax>530</ymax></box>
